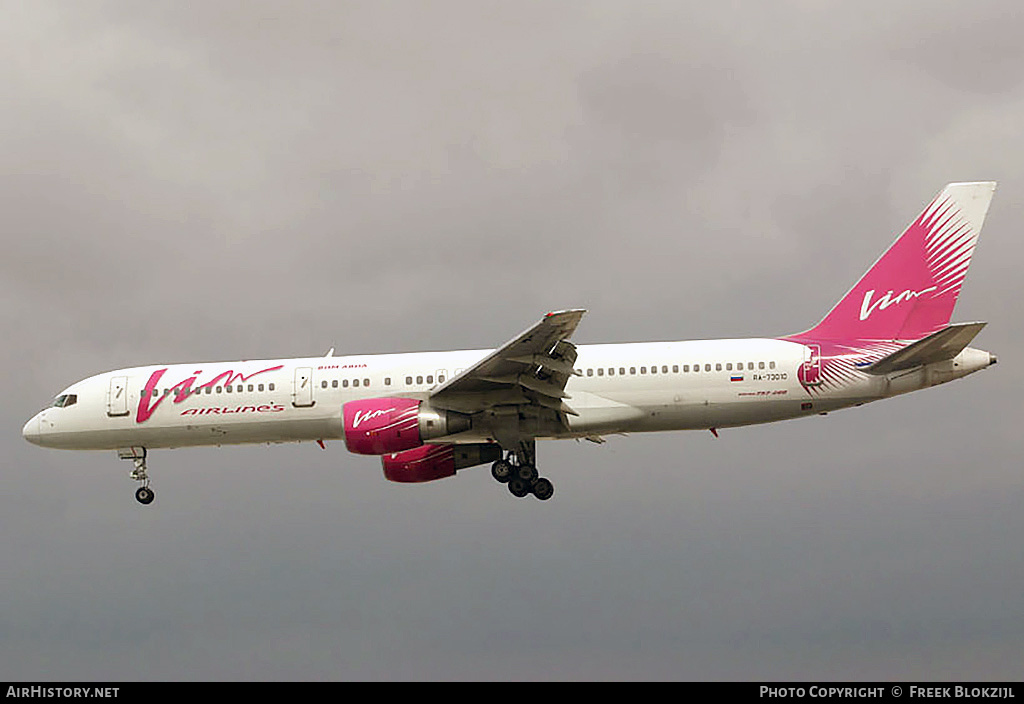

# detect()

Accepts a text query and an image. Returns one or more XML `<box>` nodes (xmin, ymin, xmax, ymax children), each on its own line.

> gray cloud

<box><xmin>3</xmin><ymin>1</ymin><xmax>1023</xmax><ymax>680</ymax></box>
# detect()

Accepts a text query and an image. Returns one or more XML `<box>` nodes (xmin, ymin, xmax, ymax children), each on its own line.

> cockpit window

<box><xmin>51</xmin><ymin>394</ymin><xmax>78</xmax><ymax>408</ymax></box>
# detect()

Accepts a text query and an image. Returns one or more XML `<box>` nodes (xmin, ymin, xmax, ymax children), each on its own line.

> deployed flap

<box><xmin>862</xmin><ymin>322</ymin><xmax>987</xmax><ymax>375</ymax></box>
<box><xmin>427</xmin><ymin>309</ymin><xmax>585</xmax><ymax>415</ymax></box>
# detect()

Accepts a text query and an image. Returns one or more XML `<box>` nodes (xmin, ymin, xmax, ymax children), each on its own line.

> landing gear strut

<box><xmin>489</xmin><ymin>441</ymin><xmax>554</xmax><ymax>501</ymax></box>
<box><xmin>119</xmin><ymin>447</ymin><xmax>154</xmax><ymax>505</ymax></box>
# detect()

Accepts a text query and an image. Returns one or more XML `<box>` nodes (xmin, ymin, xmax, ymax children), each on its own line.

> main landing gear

<box><xmin>490</xmin><ymin>442</ymin><xmax>554</xmax><ymax>501</ymax></box>
<box><xmin>118</xmin><ymin>447</ymin><xmax>154</xmax><ymax>505</ymax></box>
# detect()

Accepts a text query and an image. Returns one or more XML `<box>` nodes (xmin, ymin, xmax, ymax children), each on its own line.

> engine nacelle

<box><xmin>382</xmin><ymin>443</ymin><xmax>502</xmax><ymax>483</ymax></box>
<box><xmin>343</xmin><ymin>397</ymin><xmax>471</xmax><ymax>455</ymax></box>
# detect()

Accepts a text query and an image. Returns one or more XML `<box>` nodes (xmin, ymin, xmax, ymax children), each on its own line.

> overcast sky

<box><xmin>3</xmin><ymin>1</ymin><xmax>1023</xmax><ymax>681</ymax></box>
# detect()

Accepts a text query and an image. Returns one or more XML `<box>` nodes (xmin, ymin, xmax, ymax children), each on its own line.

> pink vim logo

<box><xmin>859</xmin><ymin>286</ymin><xmax>937</xmax><ymax>321</ymax></box>
<box><xmin>136</xmin><ymin>365</ymin><xmax>283</xmax><ymax>423</ymax></box>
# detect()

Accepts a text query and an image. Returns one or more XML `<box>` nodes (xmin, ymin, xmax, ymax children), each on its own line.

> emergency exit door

<box><xmin>293</xmin><ymin>367</ymin><xmax>315</xmax><ymax>407</ymax></box>
<box><xmin>107</xmin><ymin>376</ymin><xmax>129</xmax><ymax>417</ymax></box>
<box><xmin>799</xmin><ymin>344</ymin><xmax>823</xmax><ymax>386</ymax></box>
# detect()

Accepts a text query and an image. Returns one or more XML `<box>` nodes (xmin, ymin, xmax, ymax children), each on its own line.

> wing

<box><xmin>427</xmin><ymin>309</ymin><xmax>585</xmax><ymax>419</ymax></box>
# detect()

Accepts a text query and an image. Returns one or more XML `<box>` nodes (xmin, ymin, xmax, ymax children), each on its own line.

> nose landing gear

<box><xmin>119</xmin><ymin>447</ymin><xmax>154</xmax><ymax>505</ymax></box>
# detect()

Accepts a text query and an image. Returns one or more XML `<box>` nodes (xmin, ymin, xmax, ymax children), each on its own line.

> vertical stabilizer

<box><xmin>802</xmin><ymin>182</ymin><xmax>995</xmax><ymax>341</ymax></box>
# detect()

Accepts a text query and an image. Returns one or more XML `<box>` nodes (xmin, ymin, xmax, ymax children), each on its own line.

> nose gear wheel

<box><xmin>119</xmin><ymin>447</ymin><xmax>155</xmax><ymax>506</ymax></box>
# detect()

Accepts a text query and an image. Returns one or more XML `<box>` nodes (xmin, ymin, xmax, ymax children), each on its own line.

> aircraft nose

<box><xmin>22</xmin><ymin>414</ymin><xmax>41</xmax><ymax>445</ymax></box>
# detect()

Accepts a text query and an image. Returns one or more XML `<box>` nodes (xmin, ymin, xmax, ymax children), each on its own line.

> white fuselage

<box><xmin>21</xmin><ymin>338</ymin><xmax>993</xmax><ymax>452</ymax></box>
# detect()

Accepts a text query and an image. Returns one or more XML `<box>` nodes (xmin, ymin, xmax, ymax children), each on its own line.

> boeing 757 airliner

<box><xmin>23</xmin><ymin>182</ymin><xmax>998</xmax><ymax>504</ymax></box>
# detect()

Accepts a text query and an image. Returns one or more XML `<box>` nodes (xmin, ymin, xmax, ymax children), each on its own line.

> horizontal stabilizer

<box><xmin>861</xmin><ymin>322</ymin><xmax>987</xmax><ymax>375</ymax></box>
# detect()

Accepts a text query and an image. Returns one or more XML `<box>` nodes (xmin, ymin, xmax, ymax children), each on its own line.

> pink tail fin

<box><xmin>802</xmin><ymin>182</ymin><xmax>995</xmax><ymax>341</ymax></box>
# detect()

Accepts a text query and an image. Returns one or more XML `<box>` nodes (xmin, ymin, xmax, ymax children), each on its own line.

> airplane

<box><xmin>23</xmin><ymin>182</ymin><xmax>998</xmax><ymax>505</ymax></box>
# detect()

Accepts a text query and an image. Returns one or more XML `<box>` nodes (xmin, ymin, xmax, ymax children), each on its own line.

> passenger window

<box><xmin>417</xmin><ymin>375</ymin><xmax>424</xmax><ymax>384</ymax></box>
<box><xmin>321</xmin><ymin>381</ymin><xmax>328</xmax><ymax>388</ymax></box>
<box><xmin>597</xmin><ymin>368</ymin><xmax>604</xmax><ymax>376</ymax></box>
<box><xmin>716</xmin><ymin>363</ymin><xmax>722</xmax><ymax>371</ymax></box>
<box><xmin>438</xmin><ymin>376</ymin><xmax>444</xmax><ymax>383</ymax></box>
<box><xmin>650</xmin><ymin>366</ymin><xmax>657</xmax><ymax>374</ymax></box>
<box><xmin>258</xmin><ymin>384</ymin><xmax>264</xmax><ymax>392</ymax></box>
<box><xmin>406</xmin><ymin>376</ymin><xmax>413</xmax><ymax>385</ymax></box>
<box><xmin>363</xmin><ymin>378</ymin><xmax>369</xmax><ymax>387</ymax></box>
<box><xmin>683</xmin><ymin>365</ymin><xmax>690</xmax><ymax>372</ymax></box>
<box><xmin>427</xmin><ymin>375</ymin><xmax>434</xmax><ymax>384</ymax></box>
<box><xmin>640</xmin><ymin>367</ymin><xmax>646</xmax><ymax>374</ymax></box>
<box><xmin>269</xmin><ymin>383</ymin><xmax>275</xmax><ymax>391</ymax></box>
<box><xmin>216</xmin><ymin>387</ymin><xmax>222</xmax><ymax>393</ymax></box>
<box><xmin>332</xmin><ymin>380</ymin><xmax>338</xmax><ymax>388</ymax></box>
<box><xmin>608</xmin><ymin>368</ymin><xmax>615</xmax><ymax>376</ymax></box>
<box><xmin>769</xmin><ymin>361</ymin><xmax>776</xmax><ymax>369</ymax></box>
<box><xmin>672</xmin><ymin>365</ymin><xmax>678</xmax><ymax>373</ymax></box>
<box><xmin>248</xmin><ymin>384</ymin><xmax>254</xmax><ymax>392</ymax></box>
<box><xmin>726</xmin><ymin>363</ymin><xmax>733</xmax><ymax>371</ymax></box>
<box><xmin>662</xmin><ymin>365</ymin><xmax>668</xmax><ymax>374</ymax></box>
<box><xmin>385</xmin><ymin>377</ymin><xmax>391</xmax><ymax>386</ymax></box>
<box><xmin>587</xmin><ymin>369</ymin><xmax>593</xmax><ymax>377</ymax></box>
<box><xmin>353</xmin><ymin>379</ymin><xmax>360</xmax><ymax>387</ymax></box>
<box><xmin>704</xmin><ymin>364</ymin><xmax>711</xmax><ymax>372</ymax></box>
<box><xmin>619</xmin><ymin>368</ymin><xmax>625</xmax><ymax>375</ymax></box>
<box><xmin>343</xmin><ymin>379</ymin><xmax>349</xmax><ymax>388</ymax></box>
<box><xmin>630</xmin><ymin>367</ymin><xmax>636</xmax><ymax>375</ymax></box>
<box><xmin>759</xmin><ymin>362</ymin><xmax>765</xmax><ymax>370</ymax></box>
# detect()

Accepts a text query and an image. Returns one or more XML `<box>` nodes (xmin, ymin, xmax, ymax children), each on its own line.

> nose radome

<box><xmin>22</xmin><ymin>414</ymin><xmax>41</xmax><ymax>445</ymax></box>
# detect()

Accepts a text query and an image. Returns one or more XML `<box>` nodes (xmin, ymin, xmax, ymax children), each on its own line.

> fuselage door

<box><xmin>293</xmin><ymin>367</ymin><xmax>315</xmax><ymax>407</ymax></box>
<box><xmin>107</xmin><ymin>376</ymin><xmax>130</xmax><ymax>417</ymax></box>
<box><xmin>799</xmin><ymin>344</ymin><xmax>823</xmax><ymax>386</ymax></box>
